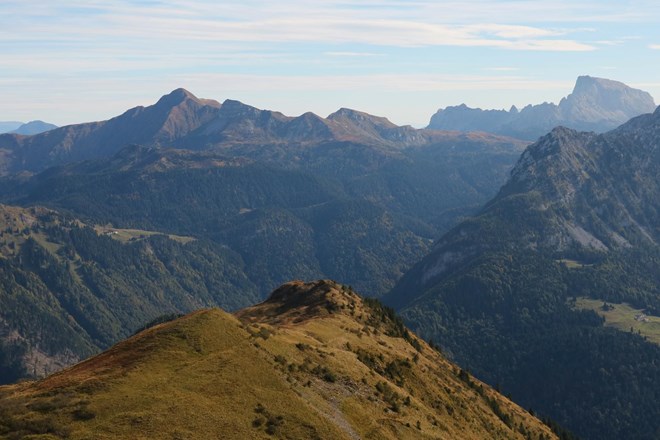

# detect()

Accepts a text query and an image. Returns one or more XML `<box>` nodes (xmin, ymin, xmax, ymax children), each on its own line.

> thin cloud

<box><xmin>324</xmin><ymin>52</ymin><xmax>385</xmax><ymax>57</ymax></box>
<box><xmin>483</xmin><ymin>67</ymin><xmax>520</xmax><ymax>72</ymax></box>
<box><xmin>1</xmin><ymin>2</ymin><xmax>597</xmax><ymax>52</ymax></box>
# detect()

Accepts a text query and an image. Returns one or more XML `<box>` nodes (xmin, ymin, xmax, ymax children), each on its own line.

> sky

<box><xmin>1</xmin><ymin>0</ymin><xmax>660</xmax><ymax>127</ymax></box>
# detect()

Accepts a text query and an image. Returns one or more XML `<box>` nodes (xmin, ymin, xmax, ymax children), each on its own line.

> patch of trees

<box><xmin>399</xmin><ymin>250</ymin><xmax>660</xmax><ymax>440</ymax></box>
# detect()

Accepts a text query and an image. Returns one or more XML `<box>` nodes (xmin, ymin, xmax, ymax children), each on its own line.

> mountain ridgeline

<box><xmin>0</xmin><ymin>90</ymin><xmax>527</xmax><ymax>299</ymax></box>
<box><xmin>387</xmin><ymin>107</ymin><xmax>660</xmax><ymax>440</ymax></box>
<box><xmin>0</xmin><ymin>88</ymin><xmax>521</xmax><ymax>175</ymax></box>
<box><xmin>428</xmin><ymin>76</ymin><xmax>657</xmax><ymax>140</ymax></box>
<box><xmin>0</xmin><ymin>280</ymin><xmax>560</xmax><ymax>440</ymax></box>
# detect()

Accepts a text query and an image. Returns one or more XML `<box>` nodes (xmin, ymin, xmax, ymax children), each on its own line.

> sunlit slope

<box><xmin>0</xmin><ymin>280</ymin><xmax>557</xmax><ymax>440</ymax></box>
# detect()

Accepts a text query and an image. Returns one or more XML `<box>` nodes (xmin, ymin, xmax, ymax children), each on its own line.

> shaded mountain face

<box><xmin>428</xmin><ymin>76</ymin><xmax>657</xmax><ymax>140</ymax></box>
<box><xmin>0</xmin><ymin>204</ymin><xmax>260</xmax><ymax>383</ymax></box>
<box><xmin>10</xmin><ymin>120</ymin><xmax>58</xmax><ymax>136</ymax></box>
<box><xmin>0</xmin><ymin>280</ymin><xmax>559</xmax><ymax>440</ymax></box>
<box><xmin>386</xmin><ymin>109</ymin><xmax>660</xmax><ymax>440</ymax></box>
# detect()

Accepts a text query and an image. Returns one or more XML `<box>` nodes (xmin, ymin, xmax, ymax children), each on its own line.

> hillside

<box><xmin>1</xmin><ymin>125</ymin><xmax>524</xmax><ymax>296</ymax></box>
<box><xmin>386</xmin><ymin>108</ymin><xmax>660</xmax><ymax>439</ymax></box>
<box><xmin>0</xmin><ymin>90</ymin><xmax>525</xmax><ymax>298</ymax></box>
<box><xmin>428</xmin><ymin>76</ymin><xmax>657</xmax><ymax>140</ymax></box>
<box><xmin>0</xmin><ymin>280</ymin><xmax>559</xmax><ymax>440</ymax></box>
<box><xmin>0</xmin><ymin>204</ymin><xmax>259</xmax><ymax>384</ymax></box>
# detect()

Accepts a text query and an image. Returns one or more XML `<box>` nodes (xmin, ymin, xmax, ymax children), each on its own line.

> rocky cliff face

<box><xmin>428</xmin><ymin>76</ymin><xmax>657</xmax><ymax>140</ymax></box>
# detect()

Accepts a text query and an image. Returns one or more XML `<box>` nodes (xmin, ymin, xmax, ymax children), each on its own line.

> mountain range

<box><xmin>0</xmin><ymin>88</ymin><xmax>518</xmax><ymax>176</ymax></box>
<box><xmin>0</xmin><ymin>90</ymin><xmax>526</xmax><ymax>385</ymax></box>
<box><xmin>0</xmin><ymin>280</ymin><xmax>561</xmax><ymax>440</ymax></box>
<box><xmin>428</xmin><ymin>76</ymin><xmax>657</xmax><ymax>140</ymax></box>
<box><xmin>0</xmin><ymin>90</ymin><xmax>527</xmax><ymax>297</ymax></box>
<box><xmin>0</xmin><ymin>81</ymin><xmax>658</xmax><ymax>439</ymax></box>
<box><xmin>387</xmin><ymin>106</ymin><xmax>660</xmax><ymax>440</ymax></box>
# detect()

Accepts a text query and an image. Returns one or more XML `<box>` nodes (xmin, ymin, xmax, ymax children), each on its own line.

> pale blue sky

<box><xmin>1</xmin><ymin>0</ymin><xmax>659</xmax><ymax>127</ymax></box>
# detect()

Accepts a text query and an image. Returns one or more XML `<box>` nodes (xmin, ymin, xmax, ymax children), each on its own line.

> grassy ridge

<box><xmin>0</xmin><ymin>281</ymin><xmax>558</xmax><ymax>440</ymax></box>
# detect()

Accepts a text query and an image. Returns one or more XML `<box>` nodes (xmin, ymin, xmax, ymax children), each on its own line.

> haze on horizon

<box><xmin>1</xmin><ymin>0</ymin><xmax>660</xmax><ymax>127</ymax></box>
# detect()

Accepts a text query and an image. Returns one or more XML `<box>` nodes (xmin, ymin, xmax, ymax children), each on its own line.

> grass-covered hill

<box><xmin>0</xmin><ymin>280</ymin><xmax>559</xmax><ymax>440</ymax></box>
<box><xmin>386</xmin><ymin>109</ymin><xmax>660</xmax><ymax>440</ymax></box>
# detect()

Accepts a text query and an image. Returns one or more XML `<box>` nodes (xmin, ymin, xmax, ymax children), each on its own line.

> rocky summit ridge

<box><xmin>428</xmin><ymin>76</ymin><xmax>656</xmax><ymax>140</ymax></box>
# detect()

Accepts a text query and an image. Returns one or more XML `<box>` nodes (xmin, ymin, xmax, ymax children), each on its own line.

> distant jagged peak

<box><xmin>153</xmin><ymin>88</ymin><xmax>220</xmax><ymax>108</ymax></box>
<box><xmin>154</xmin><ymin>88</ymin><xmax>196</xmax><ymax>107</ymax></box>
<box><xmin>428</xmin><ymin>76</ymin><xmax>656</xmax><ymax>139</ymax></box>
<box><xmin>560</xmin><ymin>75</ymin><xmax>656</xmax><ymax>122</ymax></box>
<box><xmin>571</xmin><ymin>75</ymin><xmax>632</xmax><ymax>95</ymax></box>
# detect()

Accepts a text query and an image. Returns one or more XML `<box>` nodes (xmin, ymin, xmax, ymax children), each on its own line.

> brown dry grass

<box><xmin>0</xmin><ymin>280</ymin><xmax>558</xmax><ymax>440</ymax></box>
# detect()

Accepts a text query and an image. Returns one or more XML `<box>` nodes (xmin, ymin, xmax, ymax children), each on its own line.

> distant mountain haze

<box><xmin>428</xmin><ymin>76</ymin><xmax>657</xmax><ymax>140</ymax></box>
<box><xmin>0</xmin><ymin>121</ymin><xmax>57</xmax><ymax>135</ymax></box>
<box><xmin>10</xmin><ymin>120</ymin><xmax>58</xmax><ymax>135</ymax></box>
<box><xmin>0</xmin><ymin>122</ymin><xmax>23</xmax><ymax>134</ymax></box>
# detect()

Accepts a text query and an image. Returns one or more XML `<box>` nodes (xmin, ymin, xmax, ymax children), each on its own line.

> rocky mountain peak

<box><xmin>236</xmin><ymin>280</ymin><xmax>361</xmax><ymax>325</ymax></box>
<box><xmin>560</xmin><ymin>76</ymin><xmax>656</xmax><ymax>123</ymax></box>
<box><xmin>154</xmin><ymin>87</ymin><xmax>200</xmax><ymax>107</ymax></box>
<box><xmin>569</xmin><ymin>75</ymin><xmax>640</xmax><ymax>98</ymax></box>
<box><xmin>428</xmin><ymin>76</ymin><xmax>656</xmax><ymax>139</ymax></box>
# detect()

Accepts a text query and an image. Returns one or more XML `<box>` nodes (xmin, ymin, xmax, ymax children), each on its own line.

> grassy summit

<box><xmin>0</xmin><ymin>280</ymin><xmax>556</xmax><ymax>439</ymax></box>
